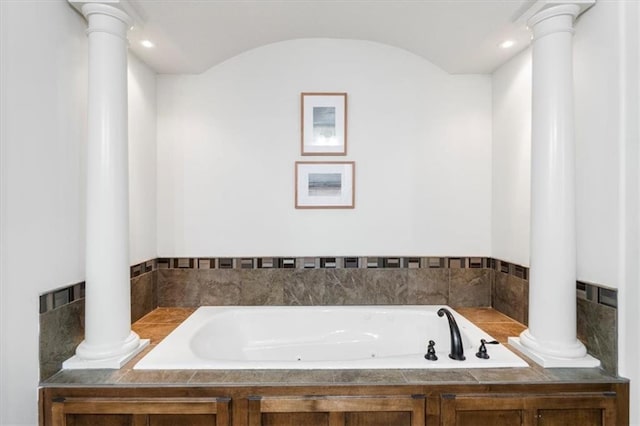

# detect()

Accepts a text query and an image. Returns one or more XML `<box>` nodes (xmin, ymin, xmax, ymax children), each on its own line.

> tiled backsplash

<box><xmin>576</xmin><ymin>281</ymin><xmax>618</xmax><ymax>374</ymax></box>
<box><xmin>155</xmin><ymin>256</ymin><xmax>494</xmax><ymax>307</ymax></box>
<box><xmin>38</xmin><ymin>256</ymin><xmax>619</xmax><ymax>378</ymax></box>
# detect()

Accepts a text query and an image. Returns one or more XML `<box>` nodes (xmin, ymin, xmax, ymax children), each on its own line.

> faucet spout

<box><xmin>437</xmin><ymin>308</ymin><xmax>465</xmax><ymax>361</ymax></box>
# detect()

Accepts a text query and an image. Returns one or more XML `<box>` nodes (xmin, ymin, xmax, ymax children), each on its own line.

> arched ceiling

<box><xmin>127</xmin><ymin>0</ymin><xmax>538</xmax><ymax>75</ymax></box>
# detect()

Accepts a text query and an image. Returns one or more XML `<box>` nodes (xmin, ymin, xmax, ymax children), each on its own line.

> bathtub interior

<box><xmin>190</xmin><ymin>308</ymin><xmax>463</xmax><ymax>362</ymax></box>
<box><xmin>134</xmin><ymin>305</ymin><xmax>528</xmax><ymax>370</ymax></box>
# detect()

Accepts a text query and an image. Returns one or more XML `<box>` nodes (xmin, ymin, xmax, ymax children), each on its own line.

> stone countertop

<box><xmin>41</xmin><ymin>307</ymin><xmax>626</xmax><ymax>387</ymax></box>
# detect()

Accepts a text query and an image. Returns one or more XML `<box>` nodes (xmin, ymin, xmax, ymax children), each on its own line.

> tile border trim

<box><xmin>156</xmin><ymin>256</ymin><xmax>492</xmax><ymax>270</ymax></box>
<box><xmin>577</xmin><ymin>280</ymin><xmax>618</xmax><ymax>308</ymax></box>
<box><xmin>39</xmin><ymin>282</ymin><xmax>86</xmax><ymax>314</ymax></box>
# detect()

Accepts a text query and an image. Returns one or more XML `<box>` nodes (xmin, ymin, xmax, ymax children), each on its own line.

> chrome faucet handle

<box><xmin>475</xmin><ymin>339</ymin><xmax>499</xmax><ymax>359</ymax></box>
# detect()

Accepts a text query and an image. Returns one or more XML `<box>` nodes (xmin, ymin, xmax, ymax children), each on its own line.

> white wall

<box><xmin>0</xmin><ymin>1</ymin><xmax>157</xmax><ymax>424</ymax></box>
<box><xmin>491</xmin><ymin>48</ymin><xmax>531</xmax><ymax>267</ymax></box>
<box><xmin>157</xmin><ymin>39</ymin><xmax>492</xmax><ymax>257</ymax></box>
<box><xmin>574</xmin><ymin>0</ymin><xmax>626</xmax><ymax>288</ymax></box>
<box><xmin>0</xmin><ymin>2</ymin><xmax>87</xmax><ymax>424</ymax></box>
<box><xmin>128</xmin><ymin>54</ymin><xmax>158</xmax><ymax>264</ymax></box>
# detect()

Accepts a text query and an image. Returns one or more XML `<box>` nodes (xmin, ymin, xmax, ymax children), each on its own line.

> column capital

<box><xmin>528</xmin><ymin>4</ymin><xmax>580</xmax><ymax>27</ymax></box>
<box><xmin>527</xmin><ymin>4</ymin><xmax>581</xmax><ymax>40</ymax></box>
<box><xmin>68</xmin><ymin>0</ymin><xmax>143</xmax><ymax>30</ymax></box>
<box><xmin>517</xmin><ymin>0</ymin><xmax>595</xmax><ymax>26</ymax></box>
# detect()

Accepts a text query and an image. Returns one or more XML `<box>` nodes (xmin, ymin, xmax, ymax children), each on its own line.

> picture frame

<box><xmin>295</xmin><ymin>161</ymin><xmax>355</xmax><ymax>209</ymax></box>
<box><xmin>301</xmin><ymin>92</ymin><xmax>347</xmax><ymax>156</ymax></box>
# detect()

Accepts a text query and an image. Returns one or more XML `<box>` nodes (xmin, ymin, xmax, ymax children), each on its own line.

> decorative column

<box><xmin>508</xmin><ymin>4</ymin><xmax>598</xmax><ymax>367</ymax></box>
<box><xmin>64</xmin><ymin>1</ymin><xmax>148</xmax><ymax>369</ymax></box>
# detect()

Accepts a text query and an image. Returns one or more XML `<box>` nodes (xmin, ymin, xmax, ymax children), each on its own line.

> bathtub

<box><xmin>134</xmin><ymin>305</ymin><xmax>528</xmax><ymax>370</ymax></box>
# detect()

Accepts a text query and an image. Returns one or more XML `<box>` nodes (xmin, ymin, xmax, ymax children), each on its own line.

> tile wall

<box><xmin>38</xmin><ymin>256</ymin><xmax>618</xmax><ymax>379</ymax></box>
<box><xmin>155</xmin><ymin>256</ymin><xmax>492</xmax><ymax>307</ymax></box>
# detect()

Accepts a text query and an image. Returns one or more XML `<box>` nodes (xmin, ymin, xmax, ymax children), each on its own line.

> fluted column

<box><xmin>508</xmin><ymin>4</ymin><xmax>598</xmax><ymax>367</ymax></box>
<box><xmin>64</xmin><ymin>1</ymin><xmax>148</xmax><ymax>369</ymax></box>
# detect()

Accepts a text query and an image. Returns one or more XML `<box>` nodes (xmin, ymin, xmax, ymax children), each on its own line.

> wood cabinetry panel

<box><xmin>149</xmin><ymin>414</ymin><xmax>219</xmax><ymax>426</ymax></box>
<box><xmin>537</xmin><ymin>409</ymin><xmax>603</xmax><ymax>426</ymax></box>
<box><xmin>441</xmin><ymin>392</ymin><xmax>617</xmax><ymax>426</ymax></box>
<box><xmin>261</xmin><ymin>412</ymin><xmax>329</xmax><ymax>426</ymax></box>
<box><xmin>50</xmin><ymin>397</ymin><xmax>230</xmax><ymax>426</ymax></box>
<box><xmin>249</xmin><ymin>395</ymin><xmax>424</xmax><ymax>426</ymax></box>
<box><xmin>454</xmin><ymin>410</ymin><xmax>522</xmax><ymax>426</ymax></box>
<box><xmin>345</xmin><ymin>411</ymin><xmax>412</xmax><ymax>426</ymax></box>
<box><xmin>65</xmin><ymin>414</ymin><xmax>132</xmax><ymax>426</ymax></box>
<box><xmin>40</xmin><ymin>382</ymin><xmax>628</xmax><ymax>426</ymax></box>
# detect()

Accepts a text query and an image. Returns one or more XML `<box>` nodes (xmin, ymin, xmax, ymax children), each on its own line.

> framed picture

<box><xmin>301</xmin><ymin>92</ymin><xmax>347</xmax><ymax>156</ymax></box>
<box><xmin>295</xmin><ymin>161</ymin><xmax>355</xmax><ymax>209</ymax></box>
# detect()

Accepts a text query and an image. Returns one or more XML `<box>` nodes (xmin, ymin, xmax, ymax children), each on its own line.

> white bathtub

<box><xmin>134</xmin><ymin>305</ymin><xmax>527</xmax><ymax>370</ymax></box>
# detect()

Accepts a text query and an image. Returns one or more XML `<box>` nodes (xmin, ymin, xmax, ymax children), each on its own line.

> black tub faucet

<box><xmin>437</xmin><ymin>308</ymin><xmax>465</xmax><ymax>361</ymax></box>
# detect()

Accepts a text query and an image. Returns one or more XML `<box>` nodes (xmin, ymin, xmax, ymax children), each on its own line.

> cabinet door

<box><xmin>532</xmin><ymin>394</ymin><xmax>617</xmax><ymax>426</ymax></box>
<box><xmin>441</xmin><ymin>392</ymin><xmax>617</xmax><ymax>426</ymax></box>
<box><xmin>441</xmin><ymin>394</ymin><xmax>524</xmax><ymax>426</ymax></box>
<box><xmin>248</xmin><ymin>395</ymin><xmax>425</xmax><ymax>426</ymax></box>
<box><xmin>50</xmin><ymin>397</ymin><xmax>230</xmax><ymax>426</ymax></box>
<box><xmin>536</xmin><ymin>409</ymin><xmax>604</xmax><ymax>425</ymax></box>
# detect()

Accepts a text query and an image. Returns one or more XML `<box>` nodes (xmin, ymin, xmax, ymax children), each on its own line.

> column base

<box><xmin>508</xmin><ymin>336</ymin><xmax>600</xmax><ymax>368</ymax></box>
<box><xmin>63</xmin><ymin>339</ymin><xmax>149</xmax><ymax>369</ymax></box>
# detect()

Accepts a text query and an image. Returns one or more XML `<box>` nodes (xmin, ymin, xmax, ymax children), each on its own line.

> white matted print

<box><xmin>295</xmin><ymin>161</ymin><xmax>355</xmax><ymax>209</ymax></box>
<box><xmin>301</xmin><ymin>93</ymin><xmax>347</xmax><ymax>155</ymax></box>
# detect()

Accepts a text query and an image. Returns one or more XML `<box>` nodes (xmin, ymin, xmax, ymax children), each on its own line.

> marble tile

<box><xmin>240</xmin><ymin>269</ymin><xmax>285</xmax><ymax>305</ymax></box>
<box><xmin>449</xmin><ymin>269</ymin><xmax>492</xmax><ymax>307</ymax></box>
<box><xmin>577</xmin><ymin>298</ymin><xmax>617</xmax><ymax>375</ymax></box>
<box><xmin>324</xmin><ymin>269</ymin><xmax>377</xmax><ymax>305</ymax></box>
<box><xmin>454</xmin><ymin>307</ymin><xmax>513</xmax><ymax>323</ymax></box>
<box><xmin>407</xmin><ymin>269</ymin><xmax>449</xmax><ymax>305</ymax></box>
<box><xmin>43</xmin><ymin>368</ymin><xmax>126</xmax><ymax>385</ymax></box>
<box><xmin>198</xmin><ymin>269</ymin><xmax>242</xmax><ymax>305</ymax></box>
<box><xmin>157</xmin><ymin>269</ymin><xmax>243</xmax><ymax>306</ymax></box>
<box><xmin>478</xmin><ymin>323</ymin><xmax>526</xmax><ymax>344</ymax></box>
<box><xmin>539</xmin><ymin>367</ymin><xmax>621</xmax><ymax>382</ymax></box>
<box><xmin>39</xmin><ymin>299</ymin><xmax>84</xmax><ymax>380</ymax></box>
<box><xmin>157</xmin><ymin>269</ymin><xmax>202</xmax><ymax>307</ymax></box>
<box><xmin>523</xmin><ymin>280</ymin><xmax>529</xmax><ymax>325</ymax></box>
<box><xmin>136</xmin><ymin>307</ymin><xmax>196</xmax><ymax>324</ymax></box>
<box><xmin>131</xmin><ymin>322</ymin><xmax>180</xmax><ymax>344</ymax></box>
<box><xmin>371</xmin><ymin>269</ymin><xmax>408</xmax><ymax>304</ymax></box>
<box><xmin>131</xmin><ymin>271</ymin><xmax>156</xmax><ymax>323</ymax></box>
<box><xmin>492</xmin><ymin>272</ymin><xmax>527</xmax><ymax>325</ymax></box>
<box><xmin>283</xmin><ymin>269</ymin><xmax>326</xmax><ymax>305</ymax></box>
<box><xmin>333</xmin><ymin>369</ymin><xmax>407</xmax><ymax>384</ymax></box>
<box><xmin>260</xmin><ymin>369</ymin><xmax>336</xmax><ymax>384</ymax></box>
<box><xmin>217</xmin><ymin>370</ymin><xmax>270</xmax><ymax>383</ymax></box>
<box><xmin>469</xmin><ymin>367</ymin><xmax>547</xmax><ymax>383</ymax></box>
<box><xmin>401</xmin><ymin>369</ymin><xmax>476</xmax><ymax>384</ymax></box>
<box><xmin>189</xmin><ymin>370</ymin><xmax>234</xmax><ymax>384</ymax></box>
<box><xmin>191</xmin><ymin>370</ymin><xmax>269</xmax><ymax>384</ymax></box>
<box><xmin>117</xmin><ymin>369</ymin><xmax>196</xmax><ymax>384</ymax></box>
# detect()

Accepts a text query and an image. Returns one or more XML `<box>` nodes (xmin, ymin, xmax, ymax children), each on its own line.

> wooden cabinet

<box><xmin>49</xmin><ymin>397</ymin><xmax>230</xmax><ymax>426</ymax></box>
<box><xmin>247</xmin><ymin>394</ymin><xmax>425</xmax><ymax>426</ymax></box>
<box><xmin>440</xmin><ymin>392</ymin><xmax>618</xmax><ymax>426</ymax></box>
<box><xmin>40</xmin><ymin>382</ymin><xmax>628</xmax><ymax>426</ymax></box>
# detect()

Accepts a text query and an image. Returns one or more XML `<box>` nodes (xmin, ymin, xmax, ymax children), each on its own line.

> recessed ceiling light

<box><xmin>499</xmin><ymin>40</ymin><xmax>516</xmax><ymax>49</ymax></box>
<box><xmin>140</xmin><ymin>40</ymin><xmax>155</xmax><ymax>48</ymax></box>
